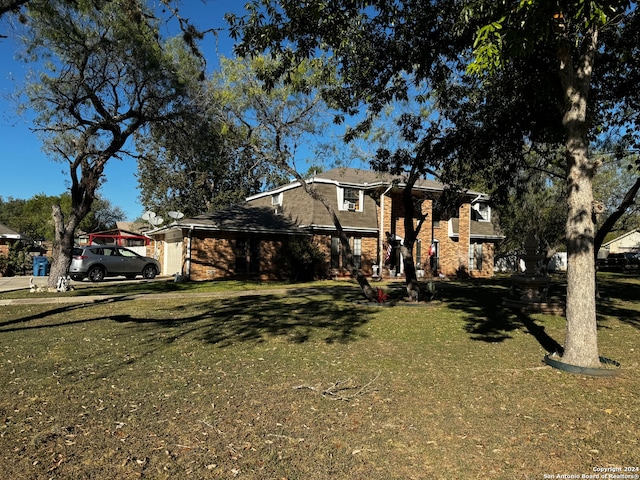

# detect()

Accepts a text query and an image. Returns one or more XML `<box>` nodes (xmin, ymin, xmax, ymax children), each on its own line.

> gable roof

<box><xmin>149</xmin><ymin>204</ymin><xmax>309</xmax><ymax>236</ymax></box>
<box><xmin>317</xmin><ymin>167</ymin><xmax>446</xmax><ymax>191</ymax></box>
<box><xmin>0</xmin><ymin>222</ymin><xmax>27</xmax><ymax>240</ymax></box>
<box><xmin>602</xmin><ymin>229</ymin><xmax>640</xmax><ymax>248</ymax></box>
<box><xmin>116</xmin><ymin>221</ymin><xmax>148</xmax><ymax>234</ymax></box>
<box><xmin>247</xmin><ymin>167</ymin><xmax>489</xmax><ymax>203</ymax></box>
<box><xmin>246</xmin><ymin>178</ymin><xmax>379</xmax><ymax>233</ymax></box>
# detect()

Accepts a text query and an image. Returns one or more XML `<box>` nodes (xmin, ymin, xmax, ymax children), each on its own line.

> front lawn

<box><xmin>0</xmin><ymin>275</ymin><xmax>638</xmax><ymax>479</ymax></box>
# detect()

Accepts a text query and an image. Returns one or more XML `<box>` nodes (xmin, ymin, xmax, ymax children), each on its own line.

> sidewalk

<box><xmin>0</xmin><ymin>275</ymin><xmax>124</xmax><ymax>307</ymax></box>
<box><xmin>0</xmin><ymin>275</ymin><xmax>292</xmax><ymax>306</ymax></box>
<box><xmin>0</xmin><ymin>275</ymin><xmax>34</xmax><ymax>292</ymax></box>
<box><xmin>0</xmin><ymin>275</ymin><xmax>171</xmax><ymax>293</ymax></box>
<box><xmin>0</xmin><ymin>275</ymin><xmax>166</xmax><ymax>306</ymax></box>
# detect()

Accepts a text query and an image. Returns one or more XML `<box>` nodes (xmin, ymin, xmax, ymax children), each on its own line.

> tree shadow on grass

<box><xmin>113</xmin><ymin>291</ymin><xmax>373</xmax><ymax>347</ymax></box>
<box><xmin>438</xmin><ymin>278</ymin><xmax>564</xmax><ymax>354</ymax></box>
<box><xmin>1</xmin><ymin>285</ymin><xmax>373</xmax><ymax>347</ymax></box>
<box><xmin>0</xmin><ymin>294</ymin><xmax>135</xmax><ymax>330</ymax></box>
<box><xmin>596</xmin><ymin>273</ymin><xmax>640</xmax><ymax>330</ymax></box>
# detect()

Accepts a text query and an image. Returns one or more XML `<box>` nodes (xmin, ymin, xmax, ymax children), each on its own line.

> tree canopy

<box><xmin>0</xmin><ymin>194</ymin><xmax>124</xmax><ymax>241</ymax></box>
<box><xmin>11</xmin><ymin>0</ymin><xmax>203</xmax><ymax>286</ymax></box>
<box><xmin>229</xmin><ymin>0</ymin><xmax>640</xmax><ymax>368</ymax></box>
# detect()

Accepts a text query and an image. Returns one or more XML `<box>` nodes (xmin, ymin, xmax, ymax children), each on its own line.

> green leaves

<box><xmin>466</xmin><ymin>0</ymin><xmax>632</xmax><ymax>76</ymax></box>
<box><xmin>467</xmin><ymin>18</ymin><xmax>506</xmax><ymax>75</ymax></box>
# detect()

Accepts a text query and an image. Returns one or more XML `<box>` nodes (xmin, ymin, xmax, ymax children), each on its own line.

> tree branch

<box><xmin>594</xmin><ymin>176</ymin><xmax>640</xmax><ymax>255</ymax></box>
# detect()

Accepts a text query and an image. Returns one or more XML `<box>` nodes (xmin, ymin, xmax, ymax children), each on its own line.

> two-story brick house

<box><xmin>147</xmin><ymin>168</ymin><xmax>503</xmax><ymax>280</ymax></box>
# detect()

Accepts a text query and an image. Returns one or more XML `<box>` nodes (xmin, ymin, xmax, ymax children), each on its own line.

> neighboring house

<box><xmin>147</xmin><ymin>168</ymin><xmax>503</xmax><ymax>281</ymax></box>
<box><xmin>0</xmin><ymin>222</ymin><xmax>33</xmax><ymax>276</ymax></box>
<box><xmin>79</xmin><ymin>223</ymin><xmax>152</xmax><ymax>256</ymax></box>
<box><xmin>598</xmin><ymin>229</ymin><xmax>640</xmax><ymax>258</ymax></box>
<box><xmin>0</xmin><ymin>222</ymin><xmax>29</xmax><ymax>257</ymax></box>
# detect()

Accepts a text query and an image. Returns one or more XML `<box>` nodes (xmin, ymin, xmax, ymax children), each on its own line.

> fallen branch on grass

<box><xmin>293</xmin><ymin>371</ymin><xmax>381</xmax><ymax>401</ymax></box>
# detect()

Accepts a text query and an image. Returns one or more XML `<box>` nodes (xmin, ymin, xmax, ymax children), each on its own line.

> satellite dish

<box><xmin>149</xmin><ymin>217</ymin><xmax>164</xmax><ymax>226</ymax></box>
<box><xmin>142</xmin><ymin>210</ymin><xmax>156</xmax><ymax>221</ymax></box>
<box><xmin>168</xmin><ymin>211</ymin><xmax>184</xmax><ymax>220</ymax></box>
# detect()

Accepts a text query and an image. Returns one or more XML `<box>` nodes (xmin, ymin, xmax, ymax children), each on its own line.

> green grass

<box><xmin>0</xmin><ymin>275</ymin><xmax>638</xmax><ymax>479</ymax></box>
<box><xmin>0</xmin><ymin>277</ymin><xmax>328</xmax><ymax>300</ymax></box>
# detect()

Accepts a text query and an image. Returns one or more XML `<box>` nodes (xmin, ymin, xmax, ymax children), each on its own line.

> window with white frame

<box><xmin>352</xmin><ymin>237</ymin><xmax>362</xmax><ymax>269</ymax></box>
<box><xmin>469</xmin><ymin>242</ymin><xmax>483</xmax><ymax>271</ymax></box>
<box><xmin>473</xmin><ymin>202</ymin><xmax>491</xmax><ymax>222</ymax></box>
<box><xmin>271</xmin><ymin>192</ymin><xmax>283</xmax><ymax>206</ymax></box>
<box><xmin>338</xmin><ymin>187</ymin><xmax>363</xmax><ymax>211</ymax></box>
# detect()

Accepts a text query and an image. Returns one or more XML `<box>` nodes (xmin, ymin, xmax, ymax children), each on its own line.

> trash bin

<box><xmin>32</xmin><ymin>256</ymin><xmax>50</xmax><ymax>276</ymax></box>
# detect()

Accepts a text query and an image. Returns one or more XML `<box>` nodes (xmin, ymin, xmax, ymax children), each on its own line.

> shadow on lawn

<box><xmin>0</xmin><ymin>284</ymin><xmax>373</xmax><ymax>347</ymax></box>
<box><xmin>596</xmin><ymin>273</ymin><xmax>640</xmax><ymax>330</ymax></box>
<box><xmin>439</xmin><ymin>278</ymin><xmax>564</xmax><ymax>354</ymax></box>
<box><xmin>111</xmin><ymin>286</ymin><xmax>372</xmax><ymax>347</ymax></box>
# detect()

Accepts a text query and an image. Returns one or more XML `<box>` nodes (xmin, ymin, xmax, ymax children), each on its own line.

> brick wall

<box><xmin>476</xmin><ymin>242</ymin><xmax>495</xmax><ymax>277</ymax></box>
<box><xmin>147</xmin><ymin>238</ymin><xmax>163</xmax><ymax>265</ymax></box>
<box><xmin>434</xmin><ymin>223</ymin><xmax>458</xmax><ymax>277</ymax></box>
<box><xmin>313</xmin><ymin>233</ymin><xmax>376</xmax><ymax>276</ymax></box>
<box><xmin>375</xmin><ymin>193</ymin><xmax>498</xmax><ymax>278</ymax></box>
<box><xmin>458</xmin><ymin>202</ymin><xmax>471</xmax><ymax>275</ymax></box>
<box><xmin>186</xmin><ymin>232</ymin><xmax>287</xmax><ymax>281</ymax></box>
<box><xmin>190</xmin><ymin>232</ymin><xmax>238</xmax><ymax>280</ymax></box>
<box><xmin>361</xmin><ymin>237</ymin><xmax>376</xmax><ymax>274</ymax></box>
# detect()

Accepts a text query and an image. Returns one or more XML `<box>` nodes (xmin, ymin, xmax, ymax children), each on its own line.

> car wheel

<box><xmin>142</xmin><ymin>265</ymin><xmax>157</xmax><ymax>279</ymax></box>
<box><xmin>87</xmin><ymin>266</ymin><xmax>105</xmax><ymax>282</ymax></box>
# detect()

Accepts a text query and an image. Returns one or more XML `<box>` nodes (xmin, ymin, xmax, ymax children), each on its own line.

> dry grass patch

<box><xmin>0</xmin><ymin>277</ymin><xmax>638</xmax><ymax>479</ymax></box>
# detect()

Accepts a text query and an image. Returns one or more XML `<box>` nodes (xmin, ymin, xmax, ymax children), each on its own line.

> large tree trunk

<box><xmin>48</xmin><ymin>237</ymin><xmax>74</xmax><ymax>287</ymax></box>
<box><xmin>48</xmin><ymin>204</ymin><xmax>80</xmax><ymax>287</ymax></box>
<box><xmin>47</xmin><ymin>169</ymin><xmax>97</xmax><ymax>288</ymax></box>
<box><xmin>400</xmin><ymin>170</ymin><xmax>426</xmax><ymax>302</ymax></box>
<box><xmin>558</xmin><ymin>27</ymin><xmax>601</xmax><ymax>368</ymax></box>
<box><xmin>564</xmin><ymin>146</ymin><xmax>599</xmax><ymax>367</ymax></box>
<box><xmin>400</xmin><ymin>244</ymin><xmax>420</xmax><ymax>301</ymax></box>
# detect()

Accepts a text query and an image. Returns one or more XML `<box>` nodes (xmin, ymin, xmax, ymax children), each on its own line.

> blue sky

<box><xmin>0</xmin><ymin>1</ymin><xmax>248</xmax><ymax>221</ymax></box>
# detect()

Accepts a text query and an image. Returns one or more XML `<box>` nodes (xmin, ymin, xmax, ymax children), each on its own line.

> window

<box><xmin>473</xmin><ymin>202</ymin><xmax>491</xmax><ymax>222</ymax></box>
<box><xmin>236</xmin><ymin>239</ymin><xmax>248</xmax><ymax>273</ymax></box>
<box><xmin>271</xmin><ymin>192</ymin><xmax>283</xmax><ymax>206</ymax></box>
<box><xmin>338</xmin><ymin>187</ymin><xmax>363</xmax><ymax>211</ymax></box>
<box><xmin>331</xmin><ymin>236</ymin><xmax>362</xmax><ymax>269</ymax></box>
<box><xmin>429</xmin><ymin>240</ymin><xmax>440</xmax><ymax>272</ymax></box>
<box><xmin>236</xmin><ymin>238</ymin><xmax>261</xmax><ymax>274</ymax></box>
<box><xmin>352</xmin><ymin>237</ymin><xmax>362</xmax><ymax>269</ymax></box>
<box><xmin>431</xmin><ymin>208</ymin><xmax>442</xmax><ymax>228</ymax></box>
<box><xmin>250</xmin><ymin>240</ymin><xmax>260</xmax><ymax>274</ymax></box>
<box><xmin>469</xmin><ymin>243</ymin><xmax>483</xmax><ymax>271</ymax></box>
<box><xmin>331</xmin><ymin>237</ymin><xmax>341</xmax><ymax>269</ymax></box>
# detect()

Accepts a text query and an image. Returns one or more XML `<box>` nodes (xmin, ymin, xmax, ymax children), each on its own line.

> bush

<box><xmin>274</xmin><ymin>237</ymin><xmax>328</xmax><ymax>281</ymax></box>
<box><xmin>0</xmin><ymin>242</ymin><xmax>33</xmax><ymax>277</ymax></box>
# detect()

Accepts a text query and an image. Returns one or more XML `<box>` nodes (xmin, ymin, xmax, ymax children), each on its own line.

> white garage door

<box><xmin>163</xmin><ymin>232</ymin><xmax>184</xmax><ymax>276</ymax></box>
